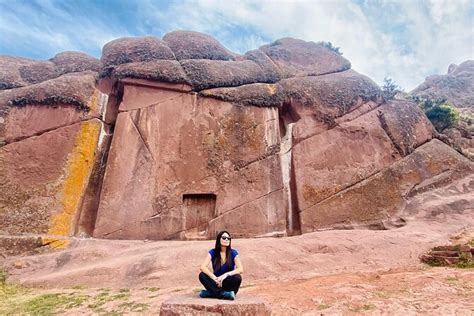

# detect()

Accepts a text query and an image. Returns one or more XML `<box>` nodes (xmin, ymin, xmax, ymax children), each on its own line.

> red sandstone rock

<box><xmin>0</xmin><ymin>120</ymin><xmax>102</xmax><ymax>235</ymax></box>
<box><xmin>0</xmin><ymin>71</ymin><xmax>98</xmax><ymax>109</ymax></box>
<box><xmin>1</xmin><ymin>31</ymin><xmax>472</xmax><ymax>244</ymax></box>
<box><xmin>244</xmin><ymin>49</ymin><xmax>282</xmax><ymax>82</ymax></box>
<box><xmin>292</xmin><ymin>108</ymin><xmax>401</xmax><ymax>212</ymax></box>
<box><xmin>163</xmin><ymin>30</ymin><xmax>236</xmax><ymax>61</ymax></box>
<box><xmin>159</xmin><ymin>294</ymin><xmax>271</xmax><ymax>315</ymax></box>
<box><xmin>1</xmin><ymin>56</ymin><xmax>34</xmax><ymax>89</ymax></box>
<box><xmin>411</xmin><ymin>60</ymin><xmax>473</xmax><ymax>161</ymax></box>
<box><xmin>111</xmin><ymin>60</ymin><xmax>189</xmax><ymax>84</ymax></box>
<box><xmin>17</xmin><ymin>60</ymin><xmax>57</xmax><ymax>85</ymax></box>
<box><xmin>0</xmin><ymin>56</ymin><xmax>57</xmax><ymax>89</ymax></box>
<box><xmin>93</xmin><ymin>81</ymin><xmax>284</xmax><ymax>240</ymax></box>
<box><xmin>299</xmin><ymin>139</ymin><xmax>474</xmax><ymax>232</ymax></box>
<box><xmin>259</xmin><ymin>37</ymin><xmax>351</xmax><ymax>78</ymax></box>
<box><xmin>0</xmin><ymin>70</ymin><xmax>107</xmax><ymax>239</ymax></box>
<box><xmin>0</xmin><ymin>236</ymin><xmax>43</xmax><ymax>256</ymax></box>
<box><xmin>412</xmin><ymin>60</ymin><xmax>474</xmax><ymax>108</ymax></box>
<box><xmin>199</xmin><ymin>83</ymin><xmax>285</xmax><ymax>107</ymax></box>
<box><xmin>376</xmin><ymin>100</ymin><xmax>434</xmax><ymax>156</ymax></box>
<box><xmin>101</xmin><ymin>36</ymin><xmax>175</xmax><ymax>67</ymax></box>
<box><xmin>442</xmin><ymin>127</ymin><xmax>474</xmax><ymax>159</ymax></box>
<box><xmin>180</xmin><ymin>59</ymin><xmax>276</xmax><ymax>91</ymax></box>
<box><xmin>50</xmin><ymin>51</ymin><xmax>101</xmax><ymax>75</ymax></box>
<box><xmin>0</xmin><ymin>72</ymin><xmax>103</xmax><ymax>145</ymax></box>
<box><xmin>280</xmin><ymin>69</ymin><xmax>383</xmax><ymax>141</ymax></box>
<box><xmin>0</xmin><ymin>52</ymin><xmax>100</xmax><ymax>90</ymax></box>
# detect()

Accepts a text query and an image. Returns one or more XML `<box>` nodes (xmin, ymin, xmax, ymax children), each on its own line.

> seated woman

<box><xmin>198</xmin><ymin>230</ymin><xmax>243</xmax><ymax>300</ymax></box>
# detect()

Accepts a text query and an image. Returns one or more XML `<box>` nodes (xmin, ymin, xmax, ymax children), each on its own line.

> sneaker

<box><xmin>199</xmin><ymin>289</ymin><xmax>215</xmax><ymax>298</ymax></box>
<box><xmin>221</xmin><ymin>291</ymin><xmax>235</xmax><ymax>300</ymax></box>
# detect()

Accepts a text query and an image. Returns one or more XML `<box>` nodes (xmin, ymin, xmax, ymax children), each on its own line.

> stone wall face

<box><xmin>299</xmin><ymin>139</ymin><xmax>474</xmax><ymax>232</ymax></box>
<box><xmin>0</xmin><ymin>71</ymin><xmax>109</xmax><ymax>247</ymax></box>
<box><xmin>93</xmin><ymin>80</ymin><xmax>287</xmax><ymax>240</ymax></box>
<box><xmin>292</xmin><ymin>99</ymin><xmax>436</xmax><ymax>231</ymax></box>
<box><xmin>1</xmin><ymin>31</ymin><xmax>472</xmax><ymax>247</ymax></box>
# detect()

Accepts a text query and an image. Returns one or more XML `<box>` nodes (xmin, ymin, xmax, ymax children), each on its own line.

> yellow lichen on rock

<box><xmin>45</xmin><ymin>120</ymin><xmax>101</xmax><ymax>247</ymax></box>
<box><xmin>88</xmin><ymin>90</ymin><xmax>100</xmax><ymax>112</ymax></box>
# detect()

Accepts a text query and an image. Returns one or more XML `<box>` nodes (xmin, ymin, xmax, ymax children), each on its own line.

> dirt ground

<box><xmin>1</xmin><ymin>265</ymin><xmax>473</xmax><ymax>315</ymax></box>
<box><xmin>246</xmin><ymin>267</ymin><xmax>474</xmax><ymax>315</ymax></box>
<box><xmin>1</xmin><ymin>176</ymin><xmax>473</xmax><ymax>315</ymax></box>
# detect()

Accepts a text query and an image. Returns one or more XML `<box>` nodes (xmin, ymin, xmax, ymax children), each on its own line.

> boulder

<box><xmin>442</xmin><ymin>127</ymin><xmax>474</xmax><ymax>159</ymax></box>
<box><xmin>411</xmin><ymin>60</ymin><xmax>474</xmax><ymax>108</ymax></box>
<box><xmin>159</xmin><ymin>294</ymin><xmax>271</xmax><ymax>316</ymax></box>
<box><xmin>259</xmin><ymin>37</ymin><xmax>351</xmax><ymax>78</ymax></box>
<box><xmin>0</xmin><ymin>71</ymin><xmax>103</xmax><ymax>145</ymax></box>
<box><xmin>17</xmin><ymin>60</ymin><xmax>57</xmax><ymax>85</ymax></box>
<box><xmin>109</xmin><ymin>60</ymin><xmax>190</xmax><ymax>84</ymax></box>
<box><xmin>244</xmin><ymin>49</ymin><xmax>282</xmax><ymax>82</ymax></box>
<box><xmin>1</xmin><ymin>56</ymin><xmax>33</xmax><ymax>89</ymax></box>
<box><xmin>411</xmin><ymin>60</ymin><xmax>473</xmax><ymax>160</ymax></box>
<box><xmin>0</xmin><ymin>56</ymin><xmax>55</xmax><ymax>89</ymax></box>
<box><xmin>0</xmin><ymin>53</ymin><xmax>100</xmax><ymax>90</ymax></box>
<box><xmin>376</xmin><ymin>100</ymin><xmax>434</xmax><ymax>156</ymax></box>
<box><xmin>180</xmin><ymin>59</ymin><xmax>276</xmax><ymax>91</ymax></box>
<box><xmin>101</xmin><ymin>36</ymin><xmax>175</xmax><ymax>67</ymax></box>
<box><xmin>163</xmin><ymin>30</ymin><xmax>236</xmax><ymax>61</ymax></box>
<box><xmin>299</xmin><ymin>139</ymin><xmax>474</xmax><ymax>232</ymax></box>
<box><xmin>199</xmin><ymin>83</ymin><xmax>285</xmax><ymax>107</ymax></box>
<box><xmin>292</xmin><ymin>108</ymin><xmax>401</xmax><ymax>211</ymax></box>
<box><xmin>280</xmin><ymin>69</ymin><xmax>383</xmax><ymax>141</ymax></box>
<box><xmin>50</xmin><ymin>51</ymin><xmax>101</xmax><ymax>75</ymax></box>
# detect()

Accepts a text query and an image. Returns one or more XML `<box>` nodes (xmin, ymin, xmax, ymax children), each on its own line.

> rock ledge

<box><xmin>159</xmin><ymin>293</ymin><xmax>271</xmax><ymax>315</ymax></box>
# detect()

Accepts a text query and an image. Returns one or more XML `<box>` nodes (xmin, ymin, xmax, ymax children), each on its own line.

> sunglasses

<box><xmin>221</xmin><ymin>236</ymin><xmax>231</xmax><ymax>241</ymax></box>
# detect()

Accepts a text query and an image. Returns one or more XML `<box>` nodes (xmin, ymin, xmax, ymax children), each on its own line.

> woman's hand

<box><xmin>215</xmin><ymin>274</ymin><xmax>228</xmax><ymax>287</ymax></box>
<box><xmin>212</xmin><ymin>275</ymin><xmax>221</xmax><ymax>287</ymax></box>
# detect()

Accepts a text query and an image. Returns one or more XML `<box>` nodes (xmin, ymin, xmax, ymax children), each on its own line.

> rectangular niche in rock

<box><xmin>182</xmin><ymin>193</ymin><xmax>216</xmax><ymax>239</ymax></box>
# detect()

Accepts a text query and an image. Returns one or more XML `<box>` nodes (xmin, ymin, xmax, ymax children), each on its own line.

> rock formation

<box><xmin>411</xmin><ymin>60</ymin><xmax>474</xmax><ymax>159</ymax></box>
<box><xmin>159</xmin><ymin>294</ymin><xmax>271</xmax><ymax>315</ymax></box>
<box><xmin>1</xmin><ymin>30</ymin><xmax>472</xmax><ymax>246</ymax></box>
<box><xmin>412</xmin><ymin>60</ymin><xmax>474</xmax><ymax>108</ymax></box>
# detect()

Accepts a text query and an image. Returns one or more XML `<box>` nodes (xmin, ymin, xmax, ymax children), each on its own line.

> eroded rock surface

<box><xmin>1</xmin><ymin>30</ymin><xmax>472</xmax><ymax>244</ymax></box>
<box><xmin>160</xmin><ymin>294</ymin><xmax>271</xmax><ymax>316</ymax></box>
<box><xmin>411</xmin><ymin>60</ymin><xmax>474</xmax><ymax>159</ymax></box>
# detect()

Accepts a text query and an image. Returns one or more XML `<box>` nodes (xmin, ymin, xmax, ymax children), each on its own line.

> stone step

<box><xmin>159</xmin><ymin>293</ymin><xmax>271</xmax><ymax>315</ymax></box>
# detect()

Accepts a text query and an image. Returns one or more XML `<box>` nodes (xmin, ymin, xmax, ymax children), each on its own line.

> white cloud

<box><xmin>136</xmin><ymin>0</ymin><xmax>473</xmax><ymax>89</ymax></box>
<box><xmin>0</xmin><ymin>0</ymin><xmax>472</xmax><ymax>90</ymax></box>
<box><xmin>0</xmin><ymin>0</ymin><xmax>129</xmax><ymax>58</ymax></box>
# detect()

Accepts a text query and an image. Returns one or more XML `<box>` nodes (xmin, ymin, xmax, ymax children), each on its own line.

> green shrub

<box><xmin>425</xmin><ymin>103</ymin><xmax>460</xmax><ymax>131</ymax></box>
<box><xmin>456</xmin><ymin>252</ymin><xmax>474</xmax><ymax>269</ymax></box>
<box><xmin>382</xmin><ymin>77</ymin><xmax>401</xmax><ymax>100</ymax></box>
<box><xmin>410</xmin><ymin>96</ymin><xmax>460</xmax><ymax>132</ymax></box>
<box><xmin>317</xmin><ymin>41</ymin><xmax>343</xmax><ymax>55</ymax></box>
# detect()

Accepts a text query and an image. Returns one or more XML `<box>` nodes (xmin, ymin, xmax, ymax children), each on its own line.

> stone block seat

<box><xmin>159</xmin><ymin>293</ymin><xmax>271</xmax><ymax>315</ymax></box>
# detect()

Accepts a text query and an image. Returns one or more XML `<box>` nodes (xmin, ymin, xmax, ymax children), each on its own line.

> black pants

<box><xmin>199</xmin><ymin>272</ymin><xmax>242</xmax><ymax>298</ymax></box>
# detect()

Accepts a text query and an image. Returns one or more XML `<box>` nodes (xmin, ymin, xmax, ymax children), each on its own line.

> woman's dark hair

<box><xmin>213</xmin><ymin>231</ymin><xmax>232</xmax><ymax>269</ymax></box>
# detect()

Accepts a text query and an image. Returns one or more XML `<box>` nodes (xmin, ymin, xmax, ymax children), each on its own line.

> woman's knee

<box><xmin>198</xmin><ymin>272</ymin><xmax>207</xmax><ymax>281</ymax></box>
<box><xmin>225</xmin><ymin>274</ymin><xmax>242</xmax><ymax>286</ymax></box>
<box><xmin>233</xmin><ymin>274</ymin><xmax>242</xmax><ymax>283</ymax></box>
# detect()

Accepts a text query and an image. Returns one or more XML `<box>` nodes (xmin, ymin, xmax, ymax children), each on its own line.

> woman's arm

<box><xmin>222</xmin><ymin>255</ymin><xmax>244</xmax><ymax>278</ymax></box>
<box><xmin>200</xmin><ymin>253</ymin><xmax>218</xmax><ymax>282</ymax></box>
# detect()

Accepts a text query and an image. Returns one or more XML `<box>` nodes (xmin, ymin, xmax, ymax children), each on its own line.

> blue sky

<box><xmin>1</xmin><ymin>0</ymin><xmax>473</xmax><ymax>90</ymax></box>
